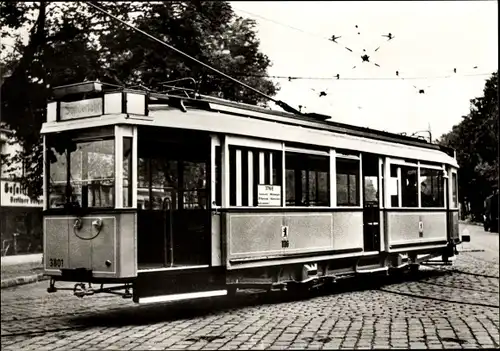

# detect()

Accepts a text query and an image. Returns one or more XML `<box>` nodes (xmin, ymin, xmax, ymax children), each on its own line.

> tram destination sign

<box><xmin>257</xmin><ymin>185</ymin><xmax>281</xmax><ymax>207</ymax></box>
<box><xmin>60</xmin><ymin>97</ymin><xmax>103</xmax><ymax>120</ymax></box>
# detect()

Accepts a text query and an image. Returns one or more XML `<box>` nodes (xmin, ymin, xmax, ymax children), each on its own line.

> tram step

<box><xmin>355</xmin><ymin>266</ymin><xmax>388</xmax><ymax>274</ymax></box>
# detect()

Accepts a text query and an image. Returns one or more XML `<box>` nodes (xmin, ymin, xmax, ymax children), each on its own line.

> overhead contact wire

<box><xmin>84</xmin><ymin>1</ymin><xmax>301</xmax><ymax>114</ymax></box>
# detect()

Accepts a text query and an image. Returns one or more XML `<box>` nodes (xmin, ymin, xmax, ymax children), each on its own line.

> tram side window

<box><xmin>389</xmin><ymin>164</ymin><xmax>418</xmax><ymax>207</ymax></box>
<box><xmin>137</xmin><ymin>157</ymin><xmax>150</xmax><ymax>209</ymax></box>
<box><xmin>389</xmin><ymin>165</ymin><xmax>399</xmax><ymax>207</ymax></box>
<box><xmin>229</xmin><ymin>146</ymin><xmax>283</xmax><ymax>206</ymax></box>
<box><xmin>336</xmin><ymin>158</ymin><xmax>359</xmax><ymax>206</ymax></box>
<box><xmin>419</xmin><ymin>168</ymin><xmax>444</xmax><ymax>207</ymax></box>
<box><xmin>286</xmin><ymin>152</ymin><xmax>329</xmax><ymax>207</ymax></box>
<box><xmin>401</xmin><ymin>166</ymin><xmax>418</xmax><ymax>207</ymax></box>
<box><xmin>451</xmin><ymin>172</ymin><xmax>458</xmax><ymax>208</ymax></box>
<box><xmin>215</xmin><ymin>146</ymin><xmax>221</xmax><ymax>207</ymax></box>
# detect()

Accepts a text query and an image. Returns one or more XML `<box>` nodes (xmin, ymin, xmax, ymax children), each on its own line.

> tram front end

<box><xmin>42</xmin><ymin>82</ymin><xmax>143</xmax><ymax>299</ymax></box>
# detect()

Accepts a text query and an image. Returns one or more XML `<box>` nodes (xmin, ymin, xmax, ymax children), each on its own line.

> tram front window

<box><xmin>48</xmin><ymin>137</ymin><xmax>115</xmax><ymax>209</ymax></box>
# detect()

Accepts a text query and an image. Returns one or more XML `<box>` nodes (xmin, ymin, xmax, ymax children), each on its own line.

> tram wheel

<box><xmin>286</xmin><ymin>282</ymin><xmax>311</xmax><ymax>299</ymax></box>
<box><xmin>227</xmin><ymin>286</ymin><xmax>237</xmax><ymax>297</ymax></box>
<box><xmin>409</xmin><ymin>264</ymin><xmax>420</xmax><ymax>274</ymax></box>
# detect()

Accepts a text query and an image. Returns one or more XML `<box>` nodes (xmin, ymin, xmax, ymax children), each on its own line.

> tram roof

<box><xmin>44</xmin><ymin>81</ymin><xmax>456</xmax><ymax>160</ymax></box>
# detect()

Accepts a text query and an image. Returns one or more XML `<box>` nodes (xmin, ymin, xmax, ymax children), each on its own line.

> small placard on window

<box><xmin>257</xmin><ymin>185</ymin><xmax>281</xmax><ymax>206</ymax></box>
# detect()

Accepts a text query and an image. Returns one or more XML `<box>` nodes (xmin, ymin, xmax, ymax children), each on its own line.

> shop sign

<box><xmin>1</xmin><ymin>181</ymin><xmax>43</xmax><ymax>207</ymax></box>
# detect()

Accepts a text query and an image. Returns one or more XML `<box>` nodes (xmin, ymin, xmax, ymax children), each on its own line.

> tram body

<box><xmin>41</xmin><ymin>82</ymin><xmax>467</xmax><ymax>303</ymax></box>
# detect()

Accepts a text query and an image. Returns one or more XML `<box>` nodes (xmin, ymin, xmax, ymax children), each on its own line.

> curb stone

<box><xmin>1</xmin><ymin>273</ymin><xmax>49</xmax><ymax>289</ymax></box>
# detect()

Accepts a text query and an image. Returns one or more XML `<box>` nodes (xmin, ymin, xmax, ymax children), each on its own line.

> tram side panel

<box><xmin>224</xmin><ymin>210</ymin><xmax>364</xmax><ymax>265</ymax></box>
<box><xmin>44</xmin><ymin>212</ymin><xmax>137</xmax><ymax>280</ymax></box>
<box><xmin>386</xmin><ymin>212</ymin><xmax>447</xmax><ymax>244</ymax></box>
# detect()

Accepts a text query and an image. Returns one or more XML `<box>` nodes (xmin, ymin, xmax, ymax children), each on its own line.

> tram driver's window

<box><xmin>336</xmin><ymin>157</ymin><xmax>359</xmax><ymax>206</ymax></box>
<box><xmin>73</xmin><ymin>139</ymin><xmax>115</xmax><ymax>208</ymax></box>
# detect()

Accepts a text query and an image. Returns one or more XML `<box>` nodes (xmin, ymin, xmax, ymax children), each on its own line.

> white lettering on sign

<box><xmin>418</xmin><ymin>221</ymin><xmax>424</xmax><ymax>233</ymax></box>
<box><xmin>60</xmin><ymin>97</ymin><xmax>103</xmax><ymax>120</ymax></box>
<box><xmin>257</xmin><ymin>185</ymin><xmax>281</xmax><ymax>207</ymax></box>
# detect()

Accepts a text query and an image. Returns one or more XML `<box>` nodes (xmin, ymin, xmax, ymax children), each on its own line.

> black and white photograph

<box><xmin>0</xmin><ymin>1</ymin><xmax>498</xmax><ymax>350</ymax></box>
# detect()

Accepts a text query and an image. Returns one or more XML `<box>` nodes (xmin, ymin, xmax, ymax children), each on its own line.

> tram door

<box><xmin>362</xmin><ymin>154</ymin><xmax>381</xmax><ymax>252</ymax></box>
<box><xmin>137</xmin><ymin>130</ymin><xmax>211</xmax><ymax>269</ymax></box>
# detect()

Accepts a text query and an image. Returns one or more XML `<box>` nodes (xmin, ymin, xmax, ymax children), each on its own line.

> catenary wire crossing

<box><xmin>232</xmin><ymin>6</ymin><xmax>489</xmax><ymax>85</ymax></box>
<box><xmin>221</xmin><ymin>73</ymin><xmax>492</xmax><ymax>81</ymax></box>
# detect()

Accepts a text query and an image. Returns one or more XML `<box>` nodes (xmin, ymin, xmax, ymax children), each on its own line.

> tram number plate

<box><xmin>49</xmin><ymin>258</ymin><xmax>64</xmax><ymax>268</ymax></box>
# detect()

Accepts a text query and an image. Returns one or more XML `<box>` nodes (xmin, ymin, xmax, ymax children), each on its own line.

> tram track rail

<box><xmin>1</xmin><ymin>325</ymin><xmax>90</xmax><ymax>338</ymax></box>
<box><xmin>459</xmin><ymin>250</ymin><xmax>500</xmax><ymax>264</ymax></box>
<box><xmin>416</xmin><ymin>280</ymin><xmax>499</xmax><ymax>294</ymax></box>
<box><xmin>2</xmin><ymin>261</ymin><xmax>498</xmax><ymax>339</ymax></box>
<box><xmin>422</xmin><ymin>263</ymin><xmax>499</xmax><ymax>279</ymax></box>
<box><xmin>447</xmin><ymin>268</ymin><xmax>499</xmax><ymax>280</ymax></box>
<box><xmin>378</xmin><ymin>287</ymin><xmax>499</xmax><ymax>309</ymax></box>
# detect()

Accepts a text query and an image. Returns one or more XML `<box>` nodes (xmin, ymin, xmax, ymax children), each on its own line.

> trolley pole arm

<box><xmin>84</xmin><ymin>1</ymin><xmax>302</xmax><ymax>116</ymax></box>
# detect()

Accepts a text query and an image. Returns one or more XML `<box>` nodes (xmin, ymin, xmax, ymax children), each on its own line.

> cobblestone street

<box><xmin>1</xmin><ymin>224</ymin><xmax>498</xmax><ymax>350</ymax></box>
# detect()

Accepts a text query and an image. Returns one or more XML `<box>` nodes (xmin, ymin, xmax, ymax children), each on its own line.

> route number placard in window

<box><xmin>257</xmin><ymin>185</ymin><xmax>281</xmax><ymax>207</ymax></box>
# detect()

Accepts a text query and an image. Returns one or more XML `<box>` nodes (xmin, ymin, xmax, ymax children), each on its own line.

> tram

<box><xmin>41</xmin><ymin>80</ymin><xmax>469</xmax><ymax>303</ymax></box>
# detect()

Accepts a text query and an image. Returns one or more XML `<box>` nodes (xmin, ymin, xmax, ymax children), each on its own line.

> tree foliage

<box><xmin>438</xmin><ymin>71</ymin><xmax>499</xmax><ymax>220</ymax></box>
<box><xmin>0</xmin><ymin>1</ymin><xmax>278</xmax><ymax>199</ymax></box>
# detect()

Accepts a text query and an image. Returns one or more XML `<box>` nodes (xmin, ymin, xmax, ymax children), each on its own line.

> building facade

<box><xmin>0</xmin><ymin>125</ymin><xmax>43</xmax><ymax>256</ymax></box>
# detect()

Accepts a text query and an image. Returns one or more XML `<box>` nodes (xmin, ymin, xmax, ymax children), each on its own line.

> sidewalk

<box><xmin>459</xmin><ymin>219</ymin><xmax>483</xmax><ymax>227</ymax></box>
<box><xmin>1</xmin><ymin>253</ymin><xmax>47</xmax><ymax>289</ymax></box>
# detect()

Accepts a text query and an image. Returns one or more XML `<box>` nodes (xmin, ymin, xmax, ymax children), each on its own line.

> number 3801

<box><xmin>49</xmin><ymin>258</ymin><xmax>64</xmax><ymax>268</ymax></box>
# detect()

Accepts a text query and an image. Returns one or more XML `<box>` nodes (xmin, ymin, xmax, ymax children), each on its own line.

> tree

<box><xmin>1</xmin><ymin>1</ymin><xmax>279</xmax><ymax>199</ymax></box>
<box><xmin>438</xmin><ymin>71</ymin><xmax>498</xmax><ymax>221</ymax></box>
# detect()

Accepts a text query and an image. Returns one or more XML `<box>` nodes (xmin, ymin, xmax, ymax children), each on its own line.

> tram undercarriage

<box><xmin>46</xmin><ymin>243</ymin><xmax>461</xmax><ymax>302</ymax></box>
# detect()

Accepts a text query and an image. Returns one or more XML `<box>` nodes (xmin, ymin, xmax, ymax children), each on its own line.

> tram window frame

<box><xmin>215</xmin><ymin>146</ymin><xmax>221</xmax><ymax>207</ymax></box>
<box><xmin>47</xmin><ymin>133</ymin><xmax>115</xmax><ymax>209</ymax></box>
<box><xmin>419</xmin><ymin>167</ymin><xmax>445</xmax><ymax>208</ymax></box>
<box><xmin>229</xmin><ymin>146</ymin><xmax>283</xmax><ymax>207</ymax></box>
<box><xmin>451</xmin><ymin>172</ymin><xmax>458</xmax><ymax>208</ymax></box>
<box><xmin>285</xmin><ymin>151</ymin><xmax>329</xmax><ymax>207</ymax></box>
<box><xmin>389</xmin><ymin>164</ymin><xmax>400</xmax><ymax>207</ymax></box>
<box><xmin>122</xmin><ymin>137</ymin><xmax>133</xmax><ymax>207</ymax></box>
<box><xmin>336</xmin><ymin>155</ymin><xmax>360</xmax><ymax>207</ymax></box>
<box><xmin>389</xmin><ymin>162</ymin><xmax>421</xmax><ymax>208</ymax></box>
